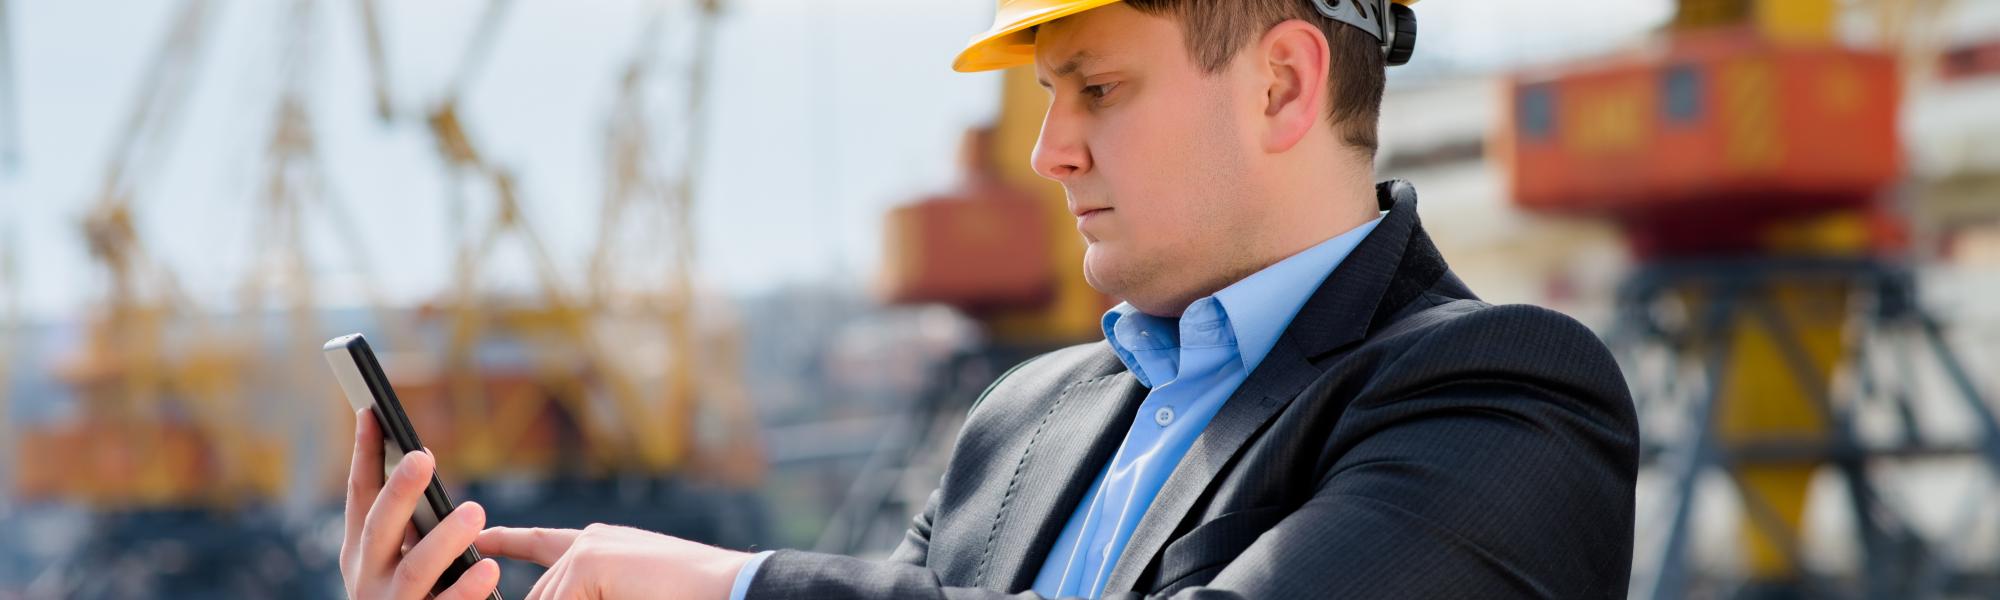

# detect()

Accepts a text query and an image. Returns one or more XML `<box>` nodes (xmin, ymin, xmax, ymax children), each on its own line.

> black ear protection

<box><xmin>1309</xmin><ymin>0</ymin><xmax>1419</xmax><ymax>67</ymax></box>
<box><xmin>1384</xmin><ymin>2</ymin><xmax>1417</xmax><ymax>66</ymax></box>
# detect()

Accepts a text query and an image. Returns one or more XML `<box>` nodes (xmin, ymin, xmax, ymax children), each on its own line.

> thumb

<box><xmin>476</xmin><ymin>527</ymin><xmax>580</xmax><ymax>567</ymax></box>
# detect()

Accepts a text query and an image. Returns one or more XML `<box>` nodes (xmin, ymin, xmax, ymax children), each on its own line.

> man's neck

<box><xmin>1269</xmin><ymin>183</ymin><xmax>1378</xmax><ymax>259</ymax></box>
<box><xmin>1248</xmin><ymin>159</ymin><xmax>1380</xmax><ymax>276</ymax></box>
<box><xmin>1144</xmin><ymin>176</ymin><xmax>1378</xmax><ymax>318</ymax></box>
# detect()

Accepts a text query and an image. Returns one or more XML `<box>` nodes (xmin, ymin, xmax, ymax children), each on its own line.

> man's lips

<box><xmin>1075</xmin><ymin>207</ymin><xmax>1110</xmax><ymax>241</ymax></box>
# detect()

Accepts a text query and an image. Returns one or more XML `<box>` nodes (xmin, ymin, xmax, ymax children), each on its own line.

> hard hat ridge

<box><xmin>1311</xmin><ymin>0</ymin><xmax>1387</xmax><ymax>43</ymax></box>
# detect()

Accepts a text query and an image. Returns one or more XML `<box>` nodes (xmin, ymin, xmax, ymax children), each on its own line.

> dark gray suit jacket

<box><xmin>747</xmin><ymin>180</ymin><xmax>1640</xmax><ymax>599</ymax></box>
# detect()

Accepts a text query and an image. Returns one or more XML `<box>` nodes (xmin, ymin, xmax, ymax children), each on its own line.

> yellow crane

<box><xmin>236</xmin><ymin>0</ymin><xmax>411</xmax><ymax>496</ymax></box>
<box><xmin>588</xmin><ymin>0</ymin><xmax>764</xmax><ymax>486</ymax></box>
<box><xmin>354</xmin><ymin>0</ymin><xmax>758</xmax><ymax>484</ymax></box>
<box><xmin>31</xmin><ymin>0</ymin><xmax>281</xmax><ymax>508</ymax></box>
<box><xmin>1496</xmin><ymin>0</ymin><xmax>1988</xmax><ymax>596</ymax></box>
<box><xmin>425</xmin><ymin>34</ymin><xmax>651</xmax><ymax>476</ymax></box>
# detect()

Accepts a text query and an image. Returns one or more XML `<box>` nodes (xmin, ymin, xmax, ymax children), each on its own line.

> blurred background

<box><xmin>0</xmin><ymin>0</ymin><xmax>1997</xmax><ymax>597</ymax></box>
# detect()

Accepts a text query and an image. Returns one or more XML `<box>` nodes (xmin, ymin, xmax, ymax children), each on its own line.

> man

<box><xmin>340</xmin><ymin>0</ymin><xmax>1640</xmax><ymax>598</ymax></box>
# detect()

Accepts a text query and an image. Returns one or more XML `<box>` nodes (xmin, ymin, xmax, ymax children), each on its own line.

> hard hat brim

<box><xmin>952</xmin><ymin>0</ymin><xmax>1125</xmax><ymax>73</ymax></box>
<box><xmin>949</xmin><ymin>0</ymin><xmax>1417</xmax><ymax>73</ymax></box>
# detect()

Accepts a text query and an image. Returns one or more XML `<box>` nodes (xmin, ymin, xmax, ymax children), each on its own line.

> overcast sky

<box><xmin>0</xmin><ymin>0</ymin><xmax>1681</xmax><ymax>321</ymax></box>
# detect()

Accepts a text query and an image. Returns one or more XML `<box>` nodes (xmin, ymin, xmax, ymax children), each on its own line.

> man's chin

<box><xmin>1080</xmin><ymin>248</ymin><xmax>1136</xmax><ymax>298</ymax></box>
<box><xmin>1080</xmin><ymin>249</ymin><xmax>1114</xmax><ymax>296</ymax></box>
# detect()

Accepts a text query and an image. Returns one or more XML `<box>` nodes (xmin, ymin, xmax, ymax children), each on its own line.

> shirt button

<box><xmin>1154</xmin><ymin>406</ymin><xmax>1175</xmax><ymax>426</ymax></box>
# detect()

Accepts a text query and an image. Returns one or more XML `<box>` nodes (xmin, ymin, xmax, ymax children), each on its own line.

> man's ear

<box><xmin>1257</xmin><ymin>20</ymin><xmax>1330</xmax><ymax>154</ymax></box>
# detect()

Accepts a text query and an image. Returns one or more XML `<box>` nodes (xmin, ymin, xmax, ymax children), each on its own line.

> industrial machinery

<box><xmin>12</xmin><ymin>0</ymin><xmax>331</xmax><ymax>595</ymax></box>
<box><xmin>5</xmin><ymin>0</ymin><xmax>769</xmax><ymax>595</ymax></box>
<box><xmin>236</xmin><ymin>0</ymin><xmax>413</xmax><ymax>501</ymax></box>
<box><xmin>353</xmin><ymin>0</ymin><xmax>683</xmax><ymax>481</ymax></box>
<box><xmin>353</xmin><ymin>5</ymin><xmax>768</xmax><ymax>593</ymax></box>
<box><xmin>24</xmin><ymin>0</ymin><xmax>278</xmax><ymax>511</ymax></box>
<box><xmin>587</xmin><ymin>0</ymin><xmax>767</xmax><ymax>490</ymax></box>
<box><xmin>1497</xmin><ymin>0</ymin><xmax>2000</xmax><ymax>597</ymax></box>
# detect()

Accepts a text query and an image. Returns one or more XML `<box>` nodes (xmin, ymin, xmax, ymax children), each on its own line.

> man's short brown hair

<box><xmin>1124</xmin><ymin>0</ymin><xmax>1386</xmax><ymax>153</ymax></box>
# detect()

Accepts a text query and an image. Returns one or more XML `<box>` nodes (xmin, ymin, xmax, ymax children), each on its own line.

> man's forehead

<box><xmin>1031</xmin><ymin>12</ymin><xmax>1124</xmax><ymax>84</ymax></box>
<box><xmin>1032</xmin><ymin>5</ymin><xmax>1179</xmax><ymax>83</ymax></box>
<box><xmin>1037</xmin><ymin>47</ymin><xmax>1104</xmax><ymax>81</ymax></box>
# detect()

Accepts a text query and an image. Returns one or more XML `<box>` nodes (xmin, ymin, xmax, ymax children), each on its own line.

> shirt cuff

<box><xmin>728</xmin><ymin>550</ymin><xmax>776</xmax><ymax>600</ymax></box>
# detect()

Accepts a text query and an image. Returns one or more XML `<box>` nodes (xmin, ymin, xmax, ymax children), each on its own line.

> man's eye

<box><xmin>1083</xmin><ymin>82</ymin><xmax>1117</xmax><ymax>100</ymax></box>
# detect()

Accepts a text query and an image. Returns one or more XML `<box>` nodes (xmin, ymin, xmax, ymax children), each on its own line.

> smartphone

<box><xmin>324</xmin><ymin>333</ymin><xmax>501</xmax><ymax>600</ymax></box>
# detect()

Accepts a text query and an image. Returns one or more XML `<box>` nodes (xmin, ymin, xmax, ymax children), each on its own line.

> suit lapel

<box><xmin>1100</xmin><ymin>180</ymin><xmax>1432</xmax><ymax>593</ymax></box>
<box><xmin>1101</xmin><ymin>333</ymin><xmax>1322</xmax><ymax>592</ymax></box>
<box><xmin>981</xmin><ymin>357</ymin><xmax>1149</xmax><ymax>592</ymax></box>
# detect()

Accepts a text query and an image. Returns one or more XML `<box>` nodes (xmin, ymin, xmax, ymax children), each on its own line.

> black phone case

<box><xmin>328</xmin><ymin>333</ymin><xmax>499</xmax><ymax>600</ymax></box>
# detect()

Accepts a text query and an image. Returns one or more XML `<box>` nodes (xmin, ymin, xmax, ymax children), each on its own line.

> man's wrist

<box><xmin>727</xmin><ymin>550</ymin><xmax>776</xmax><ymax>600</ymax></box>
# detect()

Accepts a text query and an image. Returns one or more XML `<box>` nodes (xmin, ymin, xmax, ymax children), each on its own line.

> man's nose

<box><xmin>1031</xmin><ymin>104</ymin><xmax>1090</xmax><ymax>182</ymax></box>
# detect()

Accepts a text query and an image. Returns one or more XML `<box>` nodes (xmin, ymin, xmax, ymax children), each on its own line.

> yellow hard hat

<box><xmin>952</xmin><ymin>0</ymin><xmax>1419</xmax><ymax>73</ymax></box>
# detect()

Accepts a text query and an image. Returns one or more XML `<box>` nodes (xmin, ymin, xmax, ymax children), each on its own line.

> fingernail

<box><xmin>399</xmin><ymin>451</ymin><xmax>431</xmax><ymax>476</ymax></box>
<box><xmin>450</xmin><ymin>503</ymin><xmax>482</xmax><ymax>526</ymax></box>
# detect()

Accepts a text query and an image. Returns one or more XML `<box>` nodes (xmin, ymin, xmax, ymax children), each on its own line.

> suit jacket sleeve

<box><xmin>1113</xmin><ymin>304</ymin><xmax>1639</xmax><ymax>599</ymax></box>
<box><xmin>747</xmin><ymin>304</ymin><xmax>1638</xmax><ymax>599</ymax></box>
<box><xmin>746</xmin><ymin>355</ymin><xmax>1062</xmax><ymax>600</ymax></box>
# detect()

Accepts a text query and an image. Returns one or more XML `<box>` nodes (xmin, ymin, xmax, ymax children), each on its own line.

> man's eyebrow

<box><xmin>1035</xmin><ymin>50</ymin><xmax>1101</xmax><ymax>89</ymax></box>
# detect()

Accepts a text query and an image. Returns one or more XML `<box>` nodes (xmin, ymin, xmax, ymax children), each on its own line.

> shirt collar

<box><xmin>1101</xmin><ymin>214</ymin><xmax>1384</xmax><ymax>385</ymax></box>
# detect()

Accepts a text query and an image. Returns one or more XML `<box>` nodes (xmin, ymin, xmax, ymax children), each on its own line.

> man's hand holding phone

<box><xmin>339</xmin><ymin>408</ymin><xmax>757</xmax><ymax>600</ymax></box>
<box><xmin>328</xmin><ymin>333</ymin><xmax>755</xmax><ymax>600</ymax></box>
<box><xmin>340</xmin><ymin>409</ymin><xmax>502</xmax><ymax>600</ymax></box>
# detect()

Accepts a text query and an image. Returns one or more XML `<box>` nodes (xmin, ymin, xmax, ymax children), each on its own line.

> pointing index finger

<box><xmin>476</xmin><ymin>527</ymin><xmax>581</xmax><ymax>567</ymax></box>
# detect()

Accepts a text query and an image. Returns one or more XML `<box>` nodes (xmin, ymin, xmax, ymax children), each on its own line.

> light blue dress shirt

<box><xmin>730</xmin><ymin>215</ymin><xmax>1382</xmax><ymax>600</ymax></box>
<box><xmin>730</xmin><ymin>550</ymin><xmax>774</xmax><ymax>599</ymax></box>
<box><xmin>1032</xmin><ymin>215</ymin><xmax>1381</xmax><ymax>599</ymax></box>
